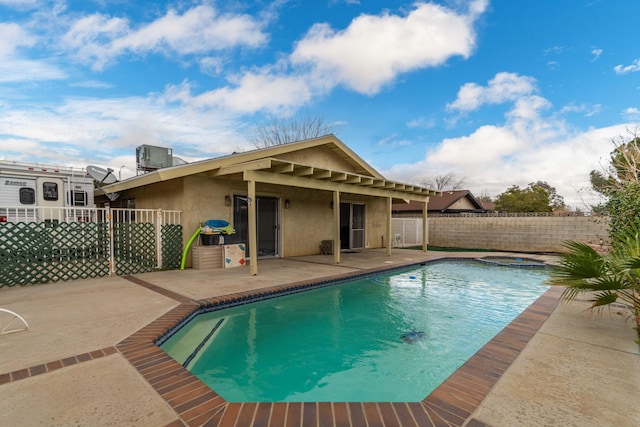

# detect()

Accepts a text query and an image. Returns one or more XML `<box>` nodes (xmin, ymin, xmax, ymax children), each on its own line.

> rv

<box><xmin>0</xmin><ymin>160</ymin><xmax>96</xmax><ymax>223</ymax></box>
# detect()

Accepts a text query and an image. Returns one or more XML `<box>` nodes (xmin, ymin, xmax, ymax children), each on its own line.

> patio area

<box><xmin>1</xmin><ymin>249</ymin><xmax>638</xmax><ymax>426</ymax></box>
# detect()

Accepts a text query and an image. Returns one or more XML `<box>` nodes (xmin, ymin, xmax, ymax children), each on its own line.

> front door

<box><xmin>340</xmin><ymin>202</ymin><xmax>365</xmax><ymax>250</ymax></box>
<box><xmin>233</xmin><ymin>195</ymin><xmax>279</xmax><ymax>258</ymax></box>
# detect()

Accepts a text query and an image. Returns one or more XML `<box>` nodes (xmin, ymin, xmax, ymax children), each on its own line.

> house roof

<box><xmin>393</xmin><ymin>189</ymin><xmax>485</xmax><ymax>212</ymax></box>
<box><xmin>102</xmin><ymin>135</ymin><xmax>440</xmax><ymax>201</ymax></box>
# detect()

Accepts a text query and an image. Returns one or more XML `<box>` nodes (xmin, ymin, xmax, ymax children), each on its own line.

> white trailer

<box><xmin>0</xmin><ymin>160</ymin><xmax>96</xmax><ymax>223</ymax></box>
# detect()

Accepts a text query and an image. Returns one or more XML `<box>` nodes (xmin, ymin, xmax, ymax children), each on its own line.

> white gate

<box><xmin>391</xmin><ymin>218</ymin><xmax>428</xmax><ymax>248</ymax></box>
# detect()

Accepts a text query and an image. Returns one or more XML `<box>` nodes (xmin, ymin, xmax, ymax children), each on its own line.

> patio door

<box><xmin>233</xmin><ymin>195</ymin><xmax>279</xmax><ymax>258</ymax></box>
<box><xmin>340</xmin><ymin>202</ymin><xmax>365</xmax><ymax>250</ymax></box>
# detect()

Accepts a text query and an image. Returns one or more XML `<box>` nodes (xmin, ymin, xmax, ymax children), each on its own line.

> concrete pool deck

<box><xmin>0</xmin><ymin>249</ymin><xmax>638</xmax><ymax>426</ymax></box>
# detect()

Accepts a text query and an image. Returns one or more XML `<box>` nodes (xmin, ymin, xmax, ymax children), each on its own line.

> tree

<box><xmin>494</xmin><ymin>183</ymin><xmax>554</xmax><ymax>212</ymax></box>
<box><xmin>250</xmin><ymin>116</ymin><xmax>337</xmax><ymax>148</ymax></box>
<box><xmin>421</xmin><ymin>172</ymin><xmax>465</xmax><ymax>191</ymax></box>
<box><xmin>530</xmin><ymin>180</ymin><xmax>566</xmax><ymax>211</ymax></box>
<box><xmin>548</xmin><ymin>220</ymin><xmax>640</xmax><ymax>345</ymax></box>
<box><xmin>590</xmin><ymin>131</ymin><xmax>640</xmax><ymax>240</ymax></box>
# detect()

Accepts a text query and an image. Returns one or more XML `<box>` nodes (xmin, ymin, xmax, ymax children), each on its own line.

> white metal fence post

<box><xmin>156</xmin><ymin>208</ymin><xmax>163</xmax><ymax>269</ymax></box>
<box><xmin>108</xmin><ymin>208</ymin><xmax>116</xmax><ymax>276</ymax></box>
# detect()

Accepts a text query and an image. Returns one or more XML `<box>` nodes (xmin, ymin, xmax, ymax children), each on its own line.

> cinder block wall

<box><xmin>427</xmin><ymin>216</ymin><xmax>609</xmax><ymax>253</ymax></box>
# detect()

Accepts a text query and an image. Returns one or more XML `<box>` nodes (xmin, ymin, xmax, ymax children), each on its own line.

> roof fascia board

<box><xmin>244</xmin><ymin>170</ymin><xmax>430</xmax><ymax>202</ymax></box>
<box><xmin>210</xmin><ymin>159</ymin><xmax>274</xmax><ymax>177</ymax></box>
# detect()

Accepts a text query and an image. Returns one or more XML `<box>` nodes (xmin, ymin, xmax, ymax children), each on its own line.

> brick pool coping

<box><xmin>2</xmin><ymin>259</ymin><xmax>562</xmax><ymax>426</ymax></box>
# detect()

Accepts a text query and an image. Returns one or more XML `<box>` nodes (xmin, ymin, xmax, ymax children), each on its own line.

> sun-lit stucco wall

<box><xmin>119</xmin><ymin>175</ymin><xmax>395</xmax><ymax>262</ymax></box>
<box><xmin>114</xmin><ymin>140</ymin><xmax>404</xmax><ymax>265</ymax></box>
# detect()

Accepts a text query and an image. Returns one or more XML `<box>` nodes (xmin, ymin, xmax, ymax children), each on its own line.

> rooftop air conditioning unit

<box><xmin>136</xmin><ymin>145</ymin><xmax>173</xmax><ymax>173</ymax></box>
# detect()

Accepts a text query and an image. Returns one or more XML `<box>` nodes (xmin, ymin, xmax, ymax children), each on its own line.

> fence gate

<box><xmin>391</xmin><ymin>218</ymin><xmax>427</xmax><ymax>248</ymax></box>
<box><xmin>0</xmin><ymin>207</ymin><xmax>182</xmax><ymax>287</ymax></box>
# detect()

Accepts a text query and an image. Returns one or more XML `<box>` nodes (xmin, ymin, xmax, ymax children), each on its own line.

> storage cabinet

<box><xmin>191</xmin><ymin>246</ymin><xmax>223</xmax><ymax>270</ymax></box>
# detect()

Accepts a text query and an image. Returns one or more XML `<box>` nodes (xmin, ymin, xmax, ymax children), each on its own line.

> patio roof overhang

<box><xmin>207</xmin><ymin>158</ymin><xmax>439</xmax><ymax>275</ymax></box>
<box><xmin>208</xmin><ymin>157</ymin><xmax>440</xmax><ymax>202</ymax></box>
<box><xmin>101</xmin><ymin>154</ymin><xmax>439</xmax><ymax>276</ymax></box>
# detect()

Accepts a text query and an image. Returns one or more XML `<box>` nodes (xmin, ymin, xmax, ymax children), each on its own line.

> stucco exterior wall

<box><xmin>427</xmin><ymin>216</ymin><xmax>609</xmax><ymax>252</ymax></box>
<box><xmin>125</xmin><ymin>177</ymin><xmax>392</xmax><ymax>261</ymax></box>
<box><xmin>255</xmin><ymin>183</ymin><xmax>333</xmax><ymax>257</ymax></box>
<box><xmin>274</xmin><ymin>146</ymin><xmax>367</xmax><ymax>174</ymax></box>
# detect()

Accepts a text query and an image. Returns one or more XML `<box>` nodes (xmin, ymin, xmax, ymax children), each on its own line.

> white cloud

<box><xmin>61</xmin><ymin>5</ymin><xmax>268</xmax><ymax>71</ymax></box>
<box><xmin>290</xmin><ymin>1</ymin><xmax>486</xmax><ymax>94</ymax></box>
<box><xmin>544</xmin><ymin>46</ymin><xmax>565</xmax><ymax>55</ymax></box>
<box><xmin>0</xmin><ymin>22</ymin><xmax>35</xmax><ymax>56</ymax></box>
<box><xmin>384</xmin><ymin>97</ymin><xmax>628</xmax><ymax>208</ymax></box>
<box><xmin>194</xmin><ymin>71</ymin><xmax>313</xmax><ymax>115</ymax></box>
<box><xmin>0</xmin><ymin>91</ymin><xmax>254</xmax><ymax>168</ymax></box>
<box><xmin>0</xmin><ymin>57</ymin><xmax>67</xmax><ymax>82</ymax></box>
<box><xmin>546</xmin><ymin>61</ymin><xmax>559</xmax><ymax>70</ymax></box>
<box><xmin>0</xmin><ymin>22</ymin><xmax>67</xmax><ymax>82</ymax></box>
<box><xmin>146</xmin><ymin>1</ymin><xmax>489</xmax><ymax>116</ymax></box>
<box><xmin>614</xmin><ymin>58</ymin><xmax>640</xmax><ymax>75</ymax></box>
<box><xmin>68</xmin><ymin>80</ymin><xmax>114</xmax><ymax>89</ymax></box>
<box><xmin>382</xmin><ymin>71</ymin><xmax>628</xmax><ymax>207</ymax></box>
<box><xmin>199</xmin><ymin>57</ymin><xmax>225</xmax><ymax>76</ymax></box>
<box><xmin>447</xmin><ymin>72</ymin><xmax>537</xmax><ymax>112</ymax></box>
<box><xmin>0</xmin><ymin>0</ymin><xmax>39</xmax><ymax>9</ymax></box>
<box><xmin>591</xmin><ymin>48</ymin><xmax>602</xmax><ymax>61</ymax></box>
<box><xmin>560</xmin><ymin>103</ymin><xmax>602</xmax><ymax>117</ymax></box>
<box><xmin>407</xmin><ymin>117</ymin><xmax>436</xmax><ymax>129</ymax></box>
<box><xmin>622</xmin><ymin>107</ymin><xmax>640</xmax><ymax>121</ymax></box>
<box><xmin>378</xmin><ymin>134</ymin><xmax>412</xmax><ymax>147</ymax></box>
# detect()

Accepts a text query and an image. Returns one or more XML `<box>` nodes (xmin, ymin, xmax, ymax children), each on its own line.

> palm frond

<box><xmin>548</xmin><ymin>241</ymin><xmax>607</xmax><ymax>286</ymax></box>
<box><xmin>589</xmin><ymin>291</ymin><xmax>618</xmax><ymax>307</ymax></box>
<box><xmin>622</xmin><ymin>256</ymin><xmax>640</xmax><ymax>271</ymax></box>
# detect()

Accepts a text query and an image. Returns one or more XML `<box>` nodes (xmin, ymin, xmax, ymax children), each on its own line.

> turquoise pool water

<box><xmin>161</xmin><ymin>261</ymin><xmax>549</xmax><ymax>402</ymax></box>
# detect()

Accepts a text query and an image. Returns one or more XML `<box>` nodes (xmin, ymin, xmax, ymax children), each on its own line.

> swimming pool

<box><xmin>160</xmin><ymin>260</ymin><xmax>549</xmax><ymax>402</ymax></box>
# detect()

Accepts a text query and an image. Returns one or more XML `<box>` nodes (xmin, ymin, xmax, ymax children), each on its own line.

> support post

<box><xmin>333</xmin><ymin>191</ymin><xmax>341</xmax><ymax>264</ymax></box>
<box><xmin>386</xmin><ymin>197</ymin><xmax>392</xmax><ymax>256</ymax></box>
<box><xmin>422</xmin><ymin>199</ymin><xmax>428</xmax><ymax>252</ymax></box>
<box><xmin>248</xmin><ymin>179</ymin><xmax>258</xmax><ymax>275</ymax></box>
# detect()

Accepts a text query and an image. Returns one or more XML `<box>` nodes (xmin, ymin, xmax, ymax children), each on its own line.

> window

<box><xmin>42</xmin><ymin>182</ymin><xmax>58</xmax><ymax>201</ymax></box>
<box><xmin>67</xmin><ymin>190</ymin><xmax>88</xmax><ymax>206</ymax></box>
<box><xmin>19</xmin><ymin>188</ymin><xmax>35</xmax><ymax>205</ymax></box>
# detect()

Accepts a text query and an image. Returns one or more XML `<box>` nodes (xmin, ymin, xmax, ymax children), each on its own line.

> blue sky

<box><xmin>1</xmin><ymin>0</ymin><xmax>639</xmax><ymax>208</ymax></box>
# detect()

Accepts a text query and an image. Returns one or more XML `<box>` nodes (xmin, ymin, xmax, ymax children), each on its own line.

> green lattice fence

<box><xmin>162</xmin><ymin>224</ymin><xmax>183</xmax><ymax>269</ymax></box>
<box><xmin>0</xmin><ymin>208</ymin><xmax>183</xmax><ymax>287</ymax></box>
<box><xmin>0</xmin><ymin>222</ymin><xmax>110</xmax><ymax>287</ymax></box>
<box><xmin>114</xmin><ymin>222</ymin><xmax>157</xmax><ymax>275</ymax></box>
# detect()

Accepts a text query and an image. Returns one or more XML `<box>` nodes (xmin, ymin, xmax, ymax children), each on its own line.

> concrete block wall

<box><xmin>427</xmin><ymin>215</ymin><xmax>609</xmax><ymax>253</ymax></box>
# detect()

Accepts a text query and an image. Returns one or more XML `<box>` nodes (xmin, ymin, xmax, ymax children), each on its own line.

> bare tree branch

<box><xmin>421</xmin><ymin>172</ymin><xmax>465</xmax><ymax>191</ymax></box>
<box><xmin>251</xmin><ymin>116</ymin><xmax>337</xmax><ymax>148</ymax></box>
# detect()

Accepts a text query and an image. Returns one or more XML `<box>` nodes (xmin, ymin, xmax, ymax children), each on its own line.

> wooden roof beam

<box><xmin>312</xmin><ymin>170</ymin><xmax>331</xmax><ymax>179</ymax></box>
<box><xmin>293</xmin><ymin>166</ymin><xmax>314</xmax><ymax>176</ymax></box>
<box><xmin>273</xmin><ymin>163</ymin><xmax>295</xmax><ymax>174</ymax></box>
<box><xmin>329</xmin><ymin>172</ymin><xmax>348</xmax><ymax>181</ymax></box>
<box><xmin>357</xmin><ymin>177</ymin><xmax>374</xmax><ymax>185</ymax></box>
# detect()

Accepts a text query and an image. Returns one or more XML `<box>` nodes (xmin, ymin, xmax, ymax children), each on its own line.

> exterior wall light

<box><xmin>225</xmin><ymin>195</ymin><xmax>231</xmax><ymax>206</ymax></box>
<box><xmin>284</xmin><ymin>199</ymin><xmax>291</xmax><ymax>209</ymax></box>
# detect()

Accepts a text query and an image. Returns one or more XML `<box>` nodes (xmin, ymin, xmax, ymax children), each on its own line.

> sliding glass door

<box><xmin>233</xmin><ymin>196</ymin><xmax>279</xmax><ymax>258</ymax></box>
<box><xmin>340</xmin><ymin>202</ymin><xmax>365</xmax><ymax>250</ymax></box>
